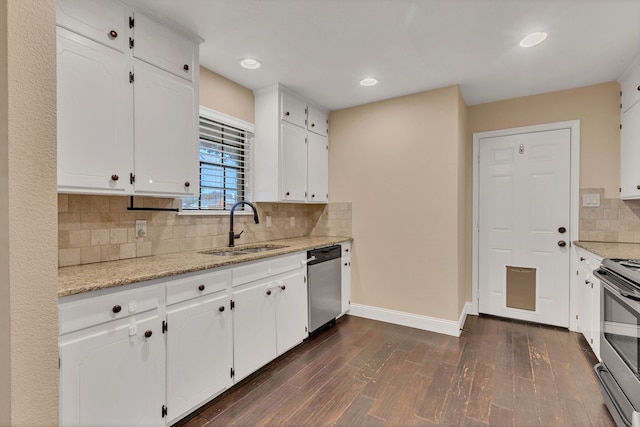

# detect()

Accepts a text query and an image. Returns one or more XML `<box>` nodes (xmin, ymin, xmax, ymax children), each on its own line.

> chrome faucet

<box><xmin>229</xmin><ymin>201</ymin><xmax>259</xmax><ymax>247</ymax></box>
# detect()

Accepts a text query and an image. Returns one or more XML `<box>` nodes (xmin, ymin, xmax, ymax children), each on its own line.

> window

<box><xmin>182</xmin><ymin>107</ymin><xmax>253</xmax><ymax>211</ymax></box>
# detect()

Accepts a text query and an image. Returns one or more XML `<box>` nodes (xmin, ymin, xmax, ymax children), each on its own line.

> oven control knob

<box><xmin>557</xmin><ymin>240</ymin><xmax>567</xmax><ymax>247</ymax></box>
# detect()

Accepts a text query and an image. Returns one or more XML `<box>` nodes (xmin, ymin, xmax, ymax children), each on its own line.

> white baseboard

<box><xmin>348</xmin><ymin>302</ymin><xmax>473</xmax><ymax>337</ymax></box>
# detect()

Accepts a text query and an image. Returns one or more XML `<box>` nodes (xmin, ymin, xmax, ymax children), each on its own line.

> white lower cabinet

<box><xmin>59</xmin><ymin>300</ymin><xmax>165</xmax><ymax>426</ymax></box>
<box><xmin>165</xmin><ymin>270</ymin><xmax>233</xmax><ymax>424</ymax></box>
<box><xmin>341</xmin><ymin>241</ymin><xmax>351</xmax><ymax>315</ymax></box>
<box><xmin>575</xmin><ymin>247</ymin><xmax>602</xmax><ymax>358</ymax></box>
<box><xmin>59</xmin><ymin>251</ymin><xmax>311</xmax><ymax>425</ymax></box>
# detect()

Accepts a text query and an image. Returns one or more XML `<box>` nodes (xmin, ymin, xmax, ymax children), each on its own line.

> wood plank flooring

<box><xmin>176</xmin><ymin>315</ymin><xmax>614</xmax><ymax>427</ymax></box>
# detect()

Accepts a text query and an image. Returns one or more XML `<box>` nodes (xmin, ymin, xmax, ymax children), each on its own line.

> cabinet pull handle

<box><xmin>219</xmin><ymin>306</ymin><xmax>225</xmax><ymax>312</ymax></box>
<box><xmin>280</xmin><ymin>285</ymin><xmax>286</xmax><ymax>290</ymax></box>
<box><xmin>266</xmin><ymin>289</ymin><xmax>272</xmax><ymax>295</ymax></box>
<box><xmin>585</xmin><ymin>280</ymin><xmax>591</xmax><ymax>285</ymax></box>
<box><xmin>109</xmin><ymin>30</ymin><xmax>118</xmax><ymax>39</ymax></box>
<box><xmin>144</xmin><ymin>330</ymin><xmax>152</xmax><ymax>338</ymax></box>
<box><xmin>184</xmin><ymin>181</ymin><xmax>190</xmax><ymax>188</ymax></box>
<box><xmin>198</xmin><ymin>284</ymin><xmax>205</xmax><ymax>291</ymax></box>
<box><xmin>111</xmin><ymin>174</ymin><xmax>119</xmax><ymax>181</ymax></box>
<box><xmin>580</xmin><ymin>257</ymin><xmax>585</xmax><ymax>261</ymax></box>
<box><xmin>183</xmin><ymin>64</ymin><xmax>189</xmax><ymax>71</ymax></box>
<box><xmin>112</xmin><ymin>305</ymin><xmax>122</xmax><ymax>314</ymax></box>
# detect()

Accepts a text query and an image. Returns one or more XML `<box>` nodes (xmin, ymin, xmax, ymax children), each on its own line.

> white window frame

<box><xmin>179</xmin><ymin>106</ymin><xmax>255</xmax><ymax>215</ymax></box>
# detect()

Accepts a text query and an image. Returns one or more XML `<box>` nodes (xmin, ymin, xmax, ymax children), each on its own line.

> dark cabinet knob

<box><xmin>311</xmin><ymin>194</ymin><xmax>315</xmax><ymax>198</ymax></box>
<box><xmin>558</xmin><ymin>227</ymin><xmax>566</xmax><ymax>234</ymax></box>
<box><xmin>184</xmin><ymin>181</ymin><xmax>190</xmax><ymax>188</ymax></box>
<box><xmin>183</xmin><ymin>64</ymin><xmax>189</xmax><ymax>71</ymax></box>
<box><xmin>580</xmin><ymin>257</ymin><xmax>585</xmax><ymax>261</ymax></box>
<box><xmin>144</xmin><ymin>330</ymin><xmax>152</xmax><ymax>338</ymax></box>
<box><xmin>285</xmin><ymin>111</ymin><xmax>290</xmax><ymax>116</ymax></box>
<box><xmin>558</xmin><ymin>240</ymin><xmax>567</xmax><ymax>247</ymax></box>
<box><xmin>280</xmin><ymin>285</ymin><xmax>286</xmax><ymax>290</ymax></box>
<box><xmin>311</xmin><ymin>123</ymin><xmax>315</xmax><ymax>127</ymax></box>
<box><xmin>266</xmin><ymin>289</ymin><xmax>272</xmax><ymax>295</ymax></box>
<box><xmin>636</xmin><ymin>185</ymin><xmax>640</xmax><ymax>190</ymax></box>
<box><xmin>345</xmin><ymin>262</ymin><xmax>348</xmax><ymax>266</ymax></box>
<box><xmin>109</xmin><ymin>30</ymin><xmax>118</xmax><ymax>39</ymax></box>
<box><xmin>198</xmin><ymin>284</ymin><xmax>205</xmax><ymax>291</ymax></box>
<box><xmin>585</xmin><ymin>280</ymin><xmax>591</xmax><ymax>285</ymax></box>
<box><xmin>111</xmin><ymin>174</ymin><xmax>119</xmax><ymax>181</ymax></box>
<box><xmin>112</xmin><ymin>305</ymin><xmax>122</xmax><ymax>314</ymax></box>
<box><xmin>285</xmin><ymin>192</ymin><xmax>290</xmax><ymax>196</ymax></box>
<box><xmin>637</xmin><ymin>86</ymin><xmax>640</xmax><ymax>91</ymax></box>
<box><xmin>219</xmin><ymin>306</ymin><xmax>225</xmax><ymax>312</ymax></box>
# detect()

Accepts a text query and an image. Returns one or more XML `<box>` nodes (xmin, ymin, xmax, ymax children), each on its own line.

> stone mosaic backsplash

<box><xmin>579</xmin><ymin>188</ymin><xmax>640</xmax><ymax>243</ymax></box>
<box><xmin>58</xmin><ymin>194</ymin><xmax>352</xmax><ymax>267</ymax></box>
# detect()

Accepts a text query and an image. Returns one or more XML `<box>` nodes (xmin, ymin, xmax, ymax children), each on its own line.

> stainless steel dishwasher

<box><xmin>307</xmin><ymin>245</ymin><xmax>342</xmax><ymax>334</ymax></box>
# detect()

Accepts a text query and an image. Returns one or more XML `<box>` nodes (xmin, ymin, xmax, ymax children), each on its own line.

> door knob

<box><xmin>558</xmin><ymin>240</ymin><xmax>567</xmax><ymax>247</ymax></box>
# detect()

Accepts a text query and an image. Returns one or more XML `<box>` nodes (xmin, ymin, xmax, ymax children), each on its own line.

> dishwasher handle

<box><xmin>301</xmin><ymin>256</ymin><xmax>316</xmax><ymax>266</ymax></box>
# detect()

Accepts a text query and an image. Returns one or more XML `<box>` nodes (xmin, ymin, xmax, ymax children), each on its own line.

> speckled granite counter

<box><xmin>574</xmin><ymin>241</ymin><xmax>640</xmax><ymax>260</ymax></box>
<box><xmin>59</xmin><ymin>236</ymin><xmax>351</xmax><ymax>297</ymax></box>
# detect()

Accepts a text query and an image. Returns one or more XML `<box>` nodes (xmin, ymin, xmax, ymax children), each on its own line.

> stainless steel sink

<box><xmin>199</xmin><ymin>244</ymin><xmax>287</xmax><ymax>257</ymax></box>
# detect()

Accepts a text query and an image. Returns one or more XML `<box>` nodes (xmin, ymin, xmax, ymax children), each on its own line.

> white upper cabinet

<box><xmin>254</xmin><ymin>84</ymin><xmax>329</xmax><ymax>203</ymax></box>
<box><xmin>133</xmin><ymin>13</ymin><xmax>196</xmax><ymax>82</ymax></box>
<box><xmin>56</xmin><ymin>0</ymin><xmax>129</xmax><ymax>53</ymax></box>
<box><xmin>57</xmin><ymin>27</ymin><xmax>133</xmax><ymax>193</ymax></box>
<box><xmin>619</xmin><ymin>55</ymin><xmax>640</xmax><ymax>200</ymax></box>
<box><xmin>56</xmin><ymin>0</ymin><xmax>201</xmax><ymax>197</ymax></box>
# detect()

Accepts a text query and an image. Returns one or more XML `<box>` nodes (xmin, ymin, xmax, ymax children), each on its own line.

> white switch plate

<box><xmin>582</xmin><ymin>194</ymin><xmax>601</xmax><ymax>207</ymax></box>
<box><xmin>290</xmin><ymin>216</ymin><xmax>295</xmax><ymax>227</ymax></box>
<box><xmin>135</xmin><ymin>220</ymin><xmax>147</xmax><ymax>237</ymax></box>
<box><xmin>266</xmin><ymin>215</ymin><xmax>272</xmax><ymax>227</ymax></box>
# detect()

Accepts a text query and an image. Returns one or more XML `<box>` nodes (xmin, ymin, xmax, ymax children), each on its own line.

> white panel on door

<box><xmin>57</xmin><ymin>0</ymin><xmax>129</xmax><ymax>52</ymax></box>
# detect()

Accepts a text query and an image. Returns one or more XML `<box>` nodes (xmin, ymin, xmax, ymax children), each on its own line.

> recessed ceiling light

<box><xmin>359</xmin><ymin>77</ymin><xmax>378</xmax><ymax>87</ymax></box>
<box><xmin>240</xmin><ymin>58</ymin><xmax>261</xmax><ymax>69</ymax></box>
<box><xmin>519</xmin><ymin>31</ymin><xmax>547</xmax><ymax>48</ymax></box>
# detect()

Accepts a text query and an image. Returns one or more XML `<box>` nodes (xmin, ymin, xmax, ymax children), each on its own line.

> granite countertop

<box><xmin>58</xmin><ymin>236</ymin><xmax>351</xmax><ymax>298</ymax></box>
<box><xmin>574</xmin><ymin>241</ymin><xmax>640</xmax><ymax>260</ymax></box>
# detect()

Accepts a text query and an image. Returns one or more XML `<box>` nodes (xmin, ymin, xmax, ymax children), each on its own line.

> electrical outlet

<box><xmin>266</xmin><ymin>215</ymin><xmax>272</xmax><ymax>227</ymax></box>
<box><xmin>135</xmin><ymin>220</ymin><xmax>147</xmax><ymax>238</ymax></box>
<box><xmin>290</xmin><ymin>216</ymin><xmax>295</xmax><ymax>227</ymax></box>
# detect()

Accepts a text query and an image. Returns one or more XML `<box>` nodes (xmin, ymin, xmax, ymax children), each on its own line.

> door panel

<box><xmin>479</xmin><ymin>129</ymin><xmax>571</xmax><ymax>327</ymax></box>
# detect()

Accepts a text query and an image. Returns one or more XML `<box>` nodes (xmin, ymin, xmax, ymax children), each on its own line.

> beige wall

<box><xmin>329</xmin><ymin>86</ymin><xmax>467</xmax><ymax>322</ymax></box>
<box><xmin>457</xmin><ymin>89</ymin><xmax>470</xmax><ymax>314</ymax></box>
<box><xmin>0</xmin><ymin>0</ymin><xmax>59</xmax><ymax>424</ymax></box>
<box><xmin>199</xmin><ymin>66</ymin><xmax>255</xmax><ymax>123</ymax></box>
<box><xmin>468</xmin><ymin>82</ymin><xmax>621</xmax><ymax>198</ymax></box>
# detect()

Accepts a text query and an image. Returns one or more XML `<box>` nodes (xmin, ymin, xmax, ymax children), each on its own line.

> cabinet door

<box><xmin>166</xmin><ymin>293</ymin><xmax>232</xmax><ymax>423</ymax></box>
<box><xmin>59</xmin><ymin>312</ymin><xmax>164</xmax><ymax>427</ymax></box>
<box><xmin>133</xmin><ymin>62</ymin><xmax>198</xmax><ymax>196</ymax></box>
<box><xmin>307</xmin><ymin>132</ymin><xmax>329</xmax><ymax>202</ymax></box>
<box><xmin>620</xmin><ymin>60</ymin><xmax>640</xmax><ymax>113</ymax></box>
<box><xmin>281</xmin><ymin>124</ymin><xmax>308</xmax><ymax>202</ymax></box>
<box><xmin>590</xmin><ymin>275</ymin><xmax>601</xmax><ymax>359</ymax></box>
<box><xmin>341</xmin><ymin>242</ymin><xmax>351</xmax><ymax>315</ymax></box>
<box><xmin>56</xmin><ymin>0</ymin><xmax>129</xmax><ymax>53</ymax></box>
<box><xmin>281</xmin><ymin>92</ymin><xmax>307</xmax><ymax>128</ymax></box>
<box><xmin>133</xmin><ymin>12</ymin><xmax>195</xmax><ymax>81</ymax></box>
<box><xmin>274</xmin><ymin>270</ymin><xmax>308</xmax><ymax>355</ymax></box>
<box><xmin>57</xmin><ymin>27</ymin><xmax>133</xmax><ymax>194</ymax></box>
<box><xmin>307</xmin><ymin>106</ymin><xmax>328</xmax><ymax>136</ymax></box>
<box><xmin>621</xmin><ymin>103</ymin><xmax>640</xmax><ymax>199</ymax></box>
<box><xmin>232</xmin><ymin>280</ymin><xmax>277</xmax><ymax>382</ymax></box>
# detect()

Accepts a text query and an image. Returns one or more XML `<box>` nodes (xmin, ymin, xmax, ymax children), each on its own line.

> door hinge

<box><xmin>620</xmin><ymin>124</ymin><xmax>623</xmax><ymax>130</ymax></box>
<box><xmin>58</xmin><ymin>357</ymin><xmax>61</xmax><ymax>369</ymax></box>
<box><xmin>304</xmin><ymin>276</ymin><xmax>306</xmax><ymax>283</ymax></box>
<box><xmin>576</xmin><ymin>314</ymin><xmax>579</xmax><ymax>320</ymax></box>
<box><xmin>230</xmin><ymin>367</ymin><xmax>235</xmax><ymax>378</ymax></box>
<box><xmin>161</xmin><ymin>405</ymin><xmax>167</xmax><ymax>418</ymax></box>
<box><xmin>162</xmin><ymin>320</ymin><xmax>168</xmax><ymax>333</ymax></box>
<box><xmin>129</xmin><ymin>16</ymin><xmax>135</xmax><ymax>28</ymax></box>
<box><xmin>129</xmin><ymin>71</ymin><xmax>134</xmax><ymax>84</ymax></box>
<box><xmin>590</xmin><ymin>338</ymin><xmax>593</xmax><ymax>344</ymax></box>
<box><xmin>129</xmin><ymin>37</ymin><xmax>134</xmax><ymax>49</ymax></box>
<box><xmin>305</xmin><ymin>192</ymin><xmax>308</xmax><ymax>198</ymax></box>
<box><xmin>305</xmin><ymin>325</ymin><xmax>308</xmax><ymax>333</ymax></box>
<box><xmin>230</xmin><ymin>300</ymin><xmax>235</xmax><ymax>310</ymax></box>
<box><xmin>130</xmin><ymin>172</ymin><xmax>135</xmax><ymax>184</ymax></box>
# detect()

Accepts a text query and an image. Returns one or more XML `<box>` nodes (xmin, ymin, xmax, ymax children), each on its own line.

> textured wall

<box><xmin>199</xmin><ymin>66</ymin><xmax>255</xmax><ymax>123</ymax></box>
<box><xmin>0</xmin><ymin>0</ymin><xmax>59</xmax><ymax>424</ymax></box>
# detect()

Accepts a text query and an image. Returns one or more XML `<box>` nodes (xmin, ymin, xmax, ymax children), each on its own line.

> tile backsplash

<box><xmin>579</xmin><ymin>188</ymin><xmax>640</xmax><ymax>242</ymax></box>
<box><xmin>58</xmin><ymin>194</ymin><xmax>352</xmax><ymax>267</ymax></box>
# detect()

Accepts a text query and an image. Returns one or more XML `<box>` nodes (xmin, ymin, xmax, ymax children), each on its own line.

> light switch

<box><xmin>582</xmin><ymin>194</ymin><xmax>601</xmax><ymax>207</ymax></box>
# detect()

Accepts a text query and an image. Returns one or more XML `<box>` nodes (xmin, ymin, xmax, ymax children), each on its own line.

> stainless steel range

<box><xmin>594</xmin><ymin>259</ymin><xmax>640</xmax><ymax>427</ymax></box>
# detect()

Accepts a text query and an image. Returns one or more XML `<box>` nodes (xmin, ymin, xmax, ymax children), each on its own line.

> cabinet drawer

<box><xmin>620</xmin><ymin>58</ymin><xmax>640</xmax><ymax>113</ymax></box>
<box><xmin>281</xmin><ymin>92</ymin><xmax>307</xmax><ymax>128</ymax></box>
<box><xmin>166</xmin><ymin>269</ymin><xmax>231</xmax><ymax>306</ymax></box>
<box><xmin>59</xmin><ymin>284</ymin><xmax>159</xmax><ymax>335</ymax></box>
<box><xmin>133</xmin><ymin>12</ymin><xmax>196</xmax><ymax>81</ymax></box>
<box><xmin>307</xmin><ymin>105</ymin><xmax>328</xmax><ymax>136</ymax></box>
<box><xmin>232</xmin><ymin>253</ymin><xmax>305</xmax><ymax>287</ymax></box>
<box><xmin>57</xmin><ymin>0</ymin><xmax>129</xmax><ymax>53</ymax></box>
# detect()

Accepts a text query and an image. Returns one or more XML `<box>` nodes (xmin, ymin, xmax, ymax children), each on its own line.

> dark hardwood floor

<box><xmin>176</xmin><ymin>314</ymin><xmax>615</xmax><ymax>427</ymax></box>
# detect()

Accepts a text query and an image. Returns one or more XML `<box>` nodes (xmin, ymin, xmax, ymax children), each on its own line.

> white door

<box><xmin>274</xmin><ymin>270</ymin><xmax>308</xmax><ymax>355</ymax></box>
<box><xmin>280</xmin><ymin>124</ymin><xmax>307</xmax><ymax>202</ymax></box>
<box><xmin>307</xmin><ymin>132</ymin><xmax>329</xmax><ymax>202</ymax></box>
<box><xmin>479</xmin><ymin>129</ymin><xmax>571</xmax><ymax>327</ymax></box>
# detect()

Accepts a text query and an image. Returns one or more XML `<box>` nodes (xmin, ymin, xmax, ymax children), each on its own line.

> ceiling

<box><xmin>133</xmin><ymin>0</ymin><xmax>640</xmax><ymax>111</ymax></box>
